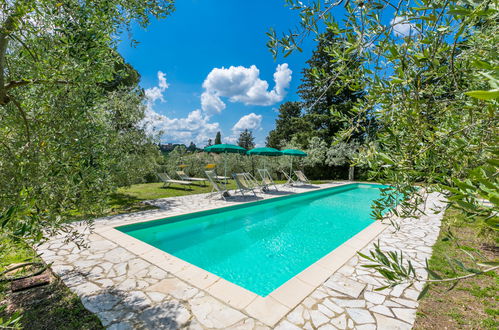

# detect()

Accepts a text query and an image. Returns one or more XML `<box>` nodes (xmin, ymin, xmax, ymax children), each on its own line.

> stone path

<box><xmin>37</xmin><ymin>183</ymin><xmax>446</xmax><ymax>329</ymax></box>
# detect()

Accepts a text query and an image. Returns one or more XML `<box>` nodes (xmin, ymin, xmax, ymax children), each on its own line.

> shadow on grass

<box><xmin>159</xmin><ymin>186</ymin><xmax>193</xmax><ymax>191</ymax></box>
<box><xmin>104</xmin><ymin>193</ymin><xmax>158</xmax><ymax>215</ymax></box>
<box><xmin>144</xmin><ymin>199</ymin><xmax>187</xmax><ymax>211</ymax></box>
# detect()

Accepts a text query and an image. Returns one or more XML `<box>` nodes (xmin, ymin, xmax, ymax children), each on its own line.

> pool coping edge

<box><xmin>96</xmin><ymin>196</ymin><xmax>390</xmax><ymax>327</ymax></box>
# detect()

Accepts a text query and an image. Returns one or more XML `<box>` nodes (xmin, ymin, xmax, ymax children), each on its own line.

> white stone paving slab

<box><xmin>36</xmin><ymin>183</ymin><xmax>446</xmax><ymax>329</ymax></box>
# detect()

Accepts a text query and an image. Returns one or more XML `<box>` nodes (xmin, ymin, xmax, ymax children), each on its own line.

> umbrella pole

<box><xmin>224</xmin><ymin>151</ymin><xmax>227</xmax><ymax>187</ymax></box>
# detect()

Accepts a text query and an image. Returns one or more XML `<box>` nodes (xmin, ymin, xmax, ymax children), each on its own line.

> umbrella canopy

<box><xmin>246</xmin><ymin>147</ymin><xmax>282</xmax><ymax>156</ymax></box>
<box><xmin>247</xmin><ymin>147</ymin><xmax>282</xmax><ymax>173</ymax></box>
<box><xmin>281</xmin><ymin>149</ymin><xmax>307</xmax><ymax>157</ymax></box>
<box><xmin>204</xmin><ymin>144</ymin><xmax>247</xmax><ymax>154</ymax></box>
<box><xmin>204</xmin><ymin>144</ymin><xmax>247</xmax><ymax>188</ymax></box>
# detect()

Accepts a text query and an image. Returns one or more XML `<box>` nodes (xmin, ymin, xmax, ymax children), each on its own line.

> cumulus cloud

<box><xmin>221</xmin><ymin>113</ymin><xmax>263</xmax><ymax>146</ymax></box>
<box><xmin>390</xmin><ymin>16</ymin><xmax>416</xmax><ymax>37</ymax></box>
<box><xmin>232</xmin><ymin>113</ymin><xmax>263</xmax><ymax>133</ymax></box>
<box><xmin>200</xmin><ymin>91</ymin><xmax>226</xmax><ymax>113</ymax></box>
<box><xmin>142</xmin><ymin>65</ymin><xmax>283</xmax><ymax>145</ymax></box>
<box><xmin>223</xmin><ymin>136</ymin><xmax>238</xmax><ymax>144</ymax></box>
<box><xmin>141</xmin><ymin>71</ymin><xmax>219</xmax><ymax>145</ymax></box>
<box><xmin>143</xmin><ymin>108</ymin><xmax>219</xmax><ymax>145</ymax></box>
<box><xmin>145</xmin><ymin>71</ymin><xmax>169</xmax><ymax>103</ymax></box>
<box><xmin>201</xmin><ymin>64</ymin><xmax>292</xmax><ymax>113</ymax></box>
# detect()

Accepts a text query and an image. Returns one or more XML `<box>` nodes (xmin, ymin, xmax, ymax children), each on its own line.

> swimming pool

<box><xmin>117</xmin><ymin>183</ymin><xmax>390</xmax><ymax>296</ymax></box>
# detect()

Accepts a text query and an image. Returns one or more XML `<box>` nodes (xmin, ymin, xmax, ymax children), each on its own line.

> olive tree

<box><xmin>268</xmin><ymin>0</ymin><xmax>498</xmax><ymax>294</ymax></box>
<box><xmin>0</xmin><ymin>0</ymin><xmax>174</xmax><ymax>243</ymax></box>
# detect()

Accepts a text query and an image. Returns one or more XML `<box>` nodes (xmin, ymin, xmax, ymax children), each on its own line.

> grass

<box><xmin>68</xmin><ymin>180</ymin><xmax>258</xmax><ymax>221</ymax></box>
<box><xmin>414</xmin><ymin>208</ymin><xmax>499</xmax><ymax>329</ymax></box>
<box><xmin>105</xmin><ymin>179</ymin><xmax>328</xmax><ymax>216</ymax></box>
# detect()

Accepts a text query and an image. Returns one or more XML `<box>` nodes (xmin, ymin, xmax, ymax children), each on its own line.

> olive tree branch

<box><xmin>10</xmin><ymin>96</ymin><xmax>31</xmax><ymax>144</ymax></box>
<box><xmin>5</xmin><ymin>79</ymin><xmax>72</xmax><ymax>90</ymax></box>
<box><xmin>8</xmin><ymin>33</ymin><xmax>39</xmax><ymax>62</ymax></box>
<box><xmin>424</xmin><ymin>265</ymin><xmax>499</xmax><ymax>283</ymax></box>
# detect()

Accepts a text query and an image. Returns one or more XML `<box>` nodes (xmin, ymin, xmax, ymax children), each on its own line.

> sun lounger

<box><xmin>281</xmin><ymin>170</ymin><xmax>298</xmax><ymax>186</ymax></box>
<box><xmin>257</xmin><ymin>169</ymin><xmax>278</xmax><ymax>191</ymax></box>
<box><xmin>157</xmin><ymin>173</ymin><xmax>192</xmax><ymax>190</ymax></box>
<box><xmin>205</xmin><ymin>171</ymin><xmax>228</xmax><ymax>200</ymax></box>
<box><xmin>176</xmin><ymin>170</ymin><xmax>206</xmax><ymax>185</ymax></box>
<box><xmin>242</xmin><ymin>172</ymin><xmax>259</xmax><ymax>187</ymax></box>
<box><xmin>213</xmin><ymin>175</ymin><xmax>231</xmax><ymax>181</ymax></box>
<box><xmin>294</xmin><ymin>170</ymin><xmax>312</xmax><ymax>185</ymax></box>
<box><xmin>233</xmin><ymin>173</ymin><xmax>257</xmax><ymax>197</ymax></box>
<box><xmin>205</xmin><ymin>164</ymin><xmax>230</xmax><ymax>181</ymax></box>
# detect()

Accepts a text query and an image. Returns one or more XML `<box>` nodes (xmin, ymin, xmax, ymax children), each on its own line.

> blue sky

<box><xmin>117</xmin><ymin>1</ymin><xmax>409</xmax><ymax>147</ymax></box>
<box><xmin>117</xmin><ymin>0</ymin><xmax>324</xmax><ymax>147</ymax></box>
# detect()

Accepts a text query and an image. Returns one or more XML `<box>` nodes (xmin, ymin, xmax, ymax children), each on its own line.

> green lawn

<box><xmin>106</xmin><ymin>179</ymin><xmax>329</xmax><ymax>216</ymax></box>
<box><xmin>414</xmin><ymin>208</ymin><xmax>499</xmax><ymax>329</ymax></box>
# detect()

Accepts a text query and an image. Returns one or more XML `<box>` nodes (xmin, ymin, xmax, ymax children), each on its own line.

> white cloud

<box><xmin>143</xmin><ymin>108</ymin><xmax>219</xmax><ymax>145</ymax></box>
<box><xmin>222</xmin><ymin>113</ymin><xmax>263</xmax><ymax>146</ymax></box>
<box><xmin>224</xmin><ymin>136</ymin><xmax>238</xmax><ymax>144</ymax></box>
<box><xmin>141</xmin><ymin>65</ymin><xmax>281</xmax><ymax>145</ymax></box>
<box><xmin>157</xmin><ymin>71</ymin><xmax>168</xmax><ymax>89</ymax></box>
<box><xmin>141</xmin><ymin>71</ymin><xmax>219</xmax><ymax>145</ymax></box>
<box><xmin>201</xmin><ymin>64</ymin><xmax>292</xmax><ymax>113</ymax></box>
<box><xmin>232</xmin><ymin>113</ymin><xmax>262</xmax><ymax>133</ymax></box>
<box><xmin>201</xmin><ymin>91</ymin><xmax>226</xmax><ymax>113</ymax></box>
<box><xmin>390</xmin><ymin>16</ymin><xmax>415</xmax><ymax>37</ymax></box>
<box><xmin>145</xmin><ymin>71</ymin><xmax>169</xmax><ymax>103</ymax></box>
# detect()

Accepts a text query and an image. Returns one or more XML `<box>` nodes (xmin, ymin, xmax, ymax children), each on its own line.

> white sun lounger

<box><xmin>176</xmin><ymin>170</ymin><xmax>206</xmax><ymax>185</ymax></box>
<box><xmin>257</xmin><ymin>169</ymin><xmax>278</xmax><ymax>191</ymax></box>
<box><xmin>281</xmin><ymin>170</ymin><xmax>298</xmax><ymax>186</ymax></box>
<box><xmin>294</xmin><ymin>170</ymin><xmax>312</xmax><ymax>185</ymax></box>
<box><xmin>233</xmin><ymin>173</ymin><xmax>257</xmax><ymax>197</ymax></box>
<box><xmin>205</xmin><ymin>170</ymin><xmax>228</xmax><ymax>200</ymax></box>
<box><xmin>157</xmin><ymin>173</ymin><xmax>192</xmax><ymax>190</ymax></box>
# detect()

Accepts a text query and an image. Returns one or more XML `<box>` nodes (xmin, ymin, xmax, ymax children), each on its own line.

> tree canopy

<box><xmin>266</xmin><ymin>29</ymin><xmax>373</xmax><ymax>152</ymax></box>
<box><xmin>237</xmin><ymin>129</ymin><xmax>255</xmax><ymax>150</ymax></box>
<box><xmin>268</xmin><ymin>0</ymin><xmax>498</xmax><ymax>293</ymax></box>
<box><xmin>0</xmin><ymin>0</ymin><xmax>175</xmax><ymax>243</ymax></box>
<box><xmin>214</xmin><ymin>131</ymin><xmax>222</xmax><ymax>145</ymax></box>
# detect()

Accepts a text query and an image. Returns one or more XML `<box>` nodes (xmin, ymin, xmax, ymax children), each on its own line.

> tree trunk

<box><xmin>348</xmin><ymin>166</ymin><xmax>354</xmax><ymax>181</ymax></box>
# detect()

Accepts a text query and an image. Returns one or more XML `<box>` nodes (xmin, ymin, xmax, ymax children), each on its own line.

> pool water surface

<box><xmin>117</xmin><ymin>183</ymin><xmax>390</xmax><ymax>296</ymax></box>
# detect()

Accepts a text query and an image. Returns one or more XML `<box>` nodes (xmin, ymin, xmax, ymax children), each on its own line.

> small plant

<box><xmin>0</xmin><ymin>305</ymin><xmax>22</xmax><ymax>329</ymax></box>
<box><xmin>358</xmin><ymin>241</ymin><xmax>499</xmax><ymax>300</ymax></box>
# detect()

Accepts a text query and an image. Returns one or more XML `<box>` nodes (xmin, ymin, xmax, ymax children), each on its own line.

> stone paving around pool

<box><xmin>37</xmin><ymin>183</ymin><xmax>446</xmax><ymax>329</ymax></box>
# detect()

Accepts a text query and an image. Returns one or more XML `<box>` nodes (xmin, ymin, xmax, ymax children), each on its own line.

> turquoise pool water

<box><xmin>117</xmin><ymin>183</ymin><xmax>389</xmax><ymax>296</ymax></box>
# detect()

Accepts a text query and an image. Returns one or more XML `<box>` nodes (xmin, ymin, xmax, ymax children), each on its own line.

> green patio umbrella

<box><xmin>246</xmin><ymin>147</ymin><xmax>282</xmax><ymax>156</ymax></box>
<box><xmin>281</xmin><ymin>149</ymin><xmax>307</xmax><ymax>178</ymax></box>
<box><xmin>204</xmin><ymin>144</ymin><xmax>247</xmax><ymax>184</ymax></box>
<box><xmin>246</xmin><ymin>147</ymin><xmax>282</xmax><ymax>172</ymax></box>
